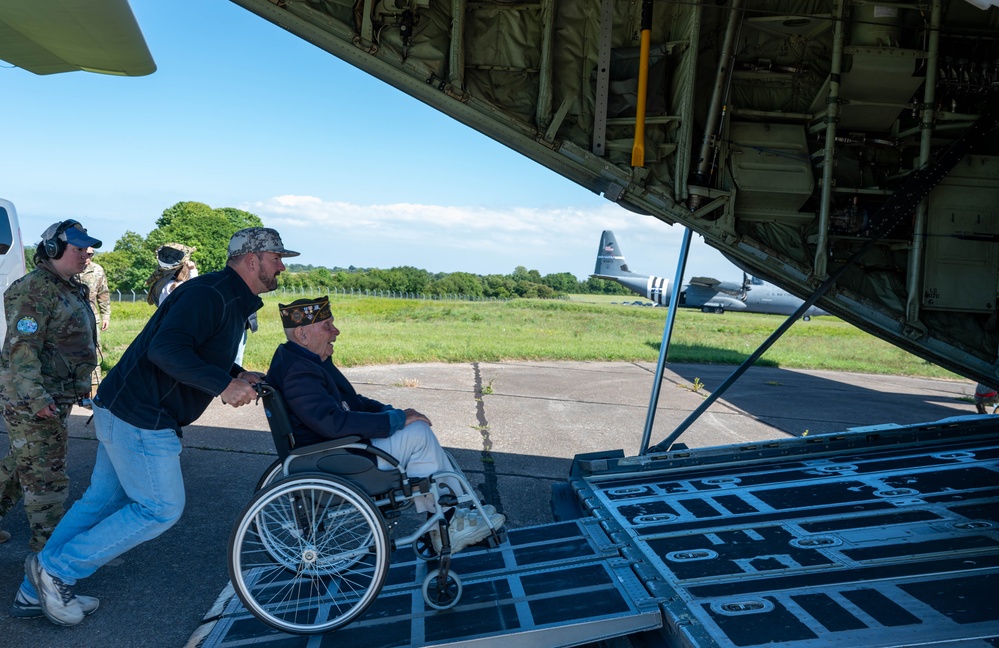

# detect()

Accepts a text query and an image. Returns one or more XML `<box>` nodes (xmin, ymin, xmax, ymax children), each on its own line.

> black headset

<box><xmin>42</xmin><ymin>219</ymin><xmax>81</xmax><ymax>260</ymax></box>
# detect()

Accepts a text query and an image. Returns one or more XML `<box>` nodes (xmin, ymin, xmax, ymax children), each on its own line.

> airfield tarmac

<box><xmin>0</xmin><ymin>360</ymin><xmax>981</xmax><ymax>647</ymax></box>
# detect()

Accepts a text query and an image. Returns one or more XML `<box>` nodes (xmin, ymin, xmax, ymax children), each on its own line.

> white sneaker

<box><xmin>24</xmin><ymin>554</ymin><xmax>84</xmax><ymax>627</ymax></box>
<box><xmin>433</xmin><ymin>508</ymin><xmax>505</xmax><ymax>555</ymax></box>
<box><xmin>11</xmin><ymin>588</ymin><xmax>99</xmax><ymax>619</ymax></box>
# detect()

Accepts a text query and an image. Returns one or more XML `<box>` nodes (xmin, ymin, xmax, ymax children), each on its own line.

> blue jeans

<box><xmin>37</xmin><ymin>404</ymin><xmax>185</xmax><ymax>585</ymax></box>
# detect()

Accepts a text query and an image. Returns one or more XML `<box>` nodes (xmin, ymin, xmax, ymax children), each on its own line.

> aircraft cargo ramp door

<box><xmin>563</xmin><ymin>416</ymin><xmax>999</xmax><ymax>648</ymax></box>
<box><xmin>197</xmin><ymin>416</ymin><xmax>999</xmax><ymax>648</ymax></box>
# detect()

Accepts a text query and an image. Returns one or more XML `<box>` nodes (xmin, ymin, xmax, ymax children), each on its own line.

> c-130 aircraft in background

<box><xmin>593</xmin><ymin>230</ymin><xmax>829</xmax><ymax>318</ymax></box>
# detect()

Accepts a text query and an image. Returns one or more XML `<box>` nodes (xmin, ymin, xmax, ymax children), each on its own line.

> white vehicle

<box><xmin>0</xmin><ymin>199</ymin><xmax>27</xmax><ymax>344</ymax></box>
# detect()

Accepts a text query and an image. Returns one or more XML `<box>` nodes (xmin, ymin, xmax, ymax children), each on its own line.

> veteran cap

<box><xmin>228</xmin><ymin>227</ymin><xmax>300</xmax><ymax>259</ymax></box>
<box><xmin>279</xmin><ymin>296</ymin><xmax>332</xmax><ymax>328</ymax></box>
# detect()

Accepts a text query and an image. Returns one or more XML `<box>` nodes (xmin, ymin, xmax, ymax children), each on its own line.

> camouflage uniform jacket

<box><xmin>0</xmin><ymin>263</ymin><xmax>98</xmax><ymax>415</ymax></box>
<box><xmin>77</xmin><ymin>261</ymin><xmax>111</xmax><ymax>326</ymax></box>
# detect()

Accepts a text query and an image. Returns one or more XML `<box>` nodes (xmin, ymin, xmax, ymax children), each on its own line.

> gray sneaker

<box><xmin>11</xmin><ymin>589</ymin><xmax>99</xmax><ymax>619</ymax></box>
<box><xmin>24</xmin><ymin>554</ymin><xmax>84</xmax><ymax>626</ymax></box>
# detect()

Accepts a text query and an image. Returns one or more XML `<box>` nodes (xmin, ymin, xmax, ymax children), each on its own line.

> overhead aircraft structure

<box><xmin>229</xmin><ymin>0</ymin><xmax>999</xmax><ymax>387</ymax></box>
<box><xmin>593</xmin><ymin>230</ymin><xmax>828</xmax><ymax>317</ymax></box>
<box><xmin>0</xmin><ymin>1</ymin><xmax>155</xmax><ymax>77</ymax></box>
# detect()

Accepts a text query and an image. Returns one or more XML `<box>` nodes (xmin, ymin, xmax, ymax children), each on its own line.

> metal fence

<box><xmin>110</xmin><ymin>286</ymin><xmax>507</xmax><ymax>303</ymax></box>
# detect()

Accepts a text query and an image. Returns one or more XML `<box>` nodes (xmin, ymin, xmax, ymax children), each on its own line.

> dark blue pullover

<box><xmin>96</xmin><ymin>266</ymin><xmax>262</xmax><ymax>435</ymax></box>
<box><xmin>267</xmin><ymin>341</ymin><xmax>404</xmax><ymax>447</ymax></box>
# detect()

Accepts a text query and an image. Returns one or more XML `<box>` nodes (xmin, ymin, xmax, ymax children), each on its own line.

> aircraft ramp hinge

<box><xmin>902</xmin><ymin>323</ymin><xmax>928</xmax><ymax>340</ymax></box>
<box><xmin>534</xmin><ymin>134</ymin><xmax>559</xmax><ymax>151</ymax></box>
<box><xmin>425</xmin><ymin>74</ymin><xmax>468</xmax><ymax>102</ymax></box>
<box><xmin>351</xmin><ymin>35</ymin><xmax>378</xmax><ymax>54</ymax></box>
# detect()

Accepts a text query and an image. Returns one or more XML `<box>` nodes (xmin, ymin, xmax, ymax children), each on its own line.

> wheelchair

<box><xmin>227</xmin><ymin>383</ymin><xmax>504</xmax><ymax>635</ymax></box>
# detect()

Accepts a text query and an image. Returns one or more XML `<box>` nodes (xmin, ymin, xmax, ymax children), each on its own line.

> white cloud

<box><xmin>245</xmin><ymin>195</ymin><xmax>738</xmax><ymax>281</ymax></box>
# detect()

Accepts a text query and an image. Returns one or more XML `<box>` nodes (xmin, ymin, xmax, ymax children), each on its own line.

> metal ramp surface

<box><xmin>197</xmin><ymin>519</ymin><xmax>662</xmax><ymax>647</ymax></box>
<box><xmin>570</xmin><ymin>420</ymin><xmax>999</xmax><ymax>648</ymax></box>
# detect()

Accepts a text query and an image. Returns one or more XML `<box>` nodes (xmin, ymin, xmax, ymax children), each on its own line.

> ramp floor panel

<box><xmin>578</xmin><ymin>432</ymin><xmax>999</xmax><ymax>647</ymax></box>
<box><xmin>197</xmin><ymin>520</ymin><xmax>661</xmax><ymax>647</ymax></box>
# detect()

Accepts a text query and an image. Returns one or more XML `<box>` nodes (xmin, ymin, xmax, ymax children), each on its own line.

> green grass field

<box><xmin>97</xmin><ymin>295</ymin><xmax>962</xmax><ymax>380</ymax></box>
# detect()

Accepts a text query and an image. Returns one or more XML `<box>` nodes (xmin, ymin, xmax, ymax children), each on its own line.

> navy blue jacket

<box><xmin>267</xmin><ymin>341</ymin><xmax>397</xmax><ymax>447</ymax></box>
<box><xmin>97</xmin><ymin>266</ymin><xmax>262</xmax><ymax>434</ymax></box>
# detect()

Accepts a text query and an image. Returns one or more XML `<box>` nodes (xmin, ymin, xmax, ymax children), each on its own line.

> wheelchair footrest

<box><xmin>485</xmin><ymin>527</ymin><xmax>507</xmax><ymax>548</ymax></box>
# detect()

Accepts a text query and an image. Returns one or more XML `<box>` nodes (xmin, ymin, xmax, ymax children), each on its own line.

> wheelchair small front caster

<box><xmin>422</xmin><ymin>568</ymin><xmax>462</xmax><ymax>610</ymax></box>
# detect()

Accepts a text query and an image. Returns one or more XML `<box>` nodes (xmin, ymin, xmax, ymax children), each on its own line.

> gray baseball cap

<box><xmin>227</xmin><ymin>227</ymin><xmax>300</xmax><ymax>259</ymax></box>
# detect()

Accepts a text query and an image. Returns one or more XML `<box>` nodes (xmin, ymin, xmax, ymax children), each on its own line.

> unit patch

<box><xmin>16</xmin><ymin>317</ymin><xmax>38</xmax><ymax>334</ymax></box>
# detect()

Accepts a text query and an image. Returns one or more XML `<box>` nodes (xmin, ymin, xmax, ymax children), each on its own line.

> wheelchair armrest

<box><xmin>286</xmin><ymin>437</ymin><xmax>402</xmax><ymax>470</ymax></box>
<box><xmin>288</xmin><ymin>436</ymin><xmax>363</xmax><ymax>457</ymax></box>
<box><xmin>354</xmin><ymin>443</ymin><xmax>401</xmax><ymax>468</ymax></box>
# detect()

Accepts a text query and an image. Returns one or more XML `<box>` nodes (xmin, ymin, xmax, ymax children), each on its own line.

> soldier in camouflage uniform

<box><xmin>0</xmin><ymin>220</ymin><xmax>101</xmax><ymax>551</ymax></box>
<box><xmin>75</xmin><ymin>253</ymin><xmax>110</xmax><ymax>388</ymax></box>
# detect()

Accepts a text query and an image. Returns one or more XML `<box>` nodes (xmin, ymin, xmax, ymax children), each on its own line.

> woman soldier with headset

<box><xmin>0</xmin><ymin>221</ymin><xmax>100</xmax><ymax>579</ymax></box>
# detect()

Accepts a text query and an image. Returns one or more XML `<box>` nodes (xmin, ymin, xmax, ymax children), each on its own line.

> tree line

<box><xmin>85</xmin><ymin>201</ymin><xmax>632</xmax><ymax>299</ymax></box>
<box><xmin>277</xmin><ymin>264</ymin><xmax>631</xmax><ymax>299</ymax></box>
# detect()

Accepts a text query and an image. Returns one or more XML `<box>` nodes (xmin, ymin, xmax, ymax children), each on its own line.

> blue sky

<box><xmin>0</xmin><ymin>0</ymin><xmax>734</xmax><ymax>282</ymax></box>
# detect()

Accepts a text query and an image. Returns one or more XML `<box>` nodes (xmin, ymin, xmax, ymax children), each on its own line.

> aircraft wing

<box><xmin>0</xmin><ymin>0</ymin><xmax>155</xmax><ymax>76</ymax></box>
<box><xmin>229</xmin><ymin>0</ymin><xmax>999</xmax><ymax>385</ymax></box>
<box><xmin>689</xmin><ymin>276</ymin><xmax>744</xmax><ymax>295</ymax></box>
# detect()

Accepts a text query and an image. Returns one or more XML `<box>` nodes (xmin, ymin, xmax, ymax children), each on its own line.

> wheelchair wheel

<box><xmin>228</xmin><ymin>473</ymin><xmax>390</xmax><ymax>634</ymax></box>
<box><xmin>422</xmin><ymin>568</ymin><xmax>462</xmax><ymax>610</ymax></box>
<box><xmin>254</xmin><ymin>459</ymin><xmax>284</xmax><ymax>492</ymax></box>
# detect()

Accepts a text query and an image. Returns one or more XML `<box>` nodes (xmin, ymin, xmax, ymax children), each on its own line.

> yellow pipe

<box><xmin>631</xmin><ymin>0</ymin><xmax>653</xmax><ymax>167</ymax></box>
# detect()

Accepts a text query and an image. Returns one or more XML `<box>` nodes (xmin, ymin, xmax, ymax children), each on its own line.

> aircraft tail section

<box><xmin>592</xmin><ymin>230</ymin><xmax>673</xmax><ymax>306</ymax></box>
<box><xmin>594</xmin><ymin>230</ymin><xmax>633</xmax><ymax>277</ymax></box>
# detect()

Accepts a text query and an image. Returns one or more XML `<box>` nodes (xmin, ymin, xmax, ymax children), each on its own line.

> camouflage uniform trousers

<box><xmin>0</xmin><ymin>404</ymin><xmax>71</xmax><ymax>552</ymax></box>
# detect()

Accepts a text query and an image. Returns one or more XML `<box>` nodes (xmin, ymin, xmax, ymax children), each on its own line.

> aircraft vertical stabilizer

<box><xmin>594</xmin><ymin>230</ymin><xmax>631</xmax><ymax>277</ymax></box>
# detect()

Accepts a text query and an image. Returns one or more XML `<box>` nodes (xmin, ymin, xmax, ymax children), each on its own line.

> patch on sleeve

<box><xmin>16</xmin><ymin>317</ymin><xmax>38</xmax><ymax>335</ymax></box>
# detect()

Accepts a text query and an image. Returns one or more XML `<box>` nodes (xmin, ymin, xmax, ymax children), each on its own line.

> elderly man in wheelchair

<box><xmin>226</xmin><ymin>296</ymin><xmax>505</xmax><ymax>634</ymax></box>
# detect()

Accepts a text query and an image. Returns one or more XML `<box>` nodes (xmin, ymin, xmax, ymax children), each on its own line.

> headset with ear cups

<box><xmin>42</xmin><ymin>219</ymin><xmax>81</xmax><ymax>260</ymax></box>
